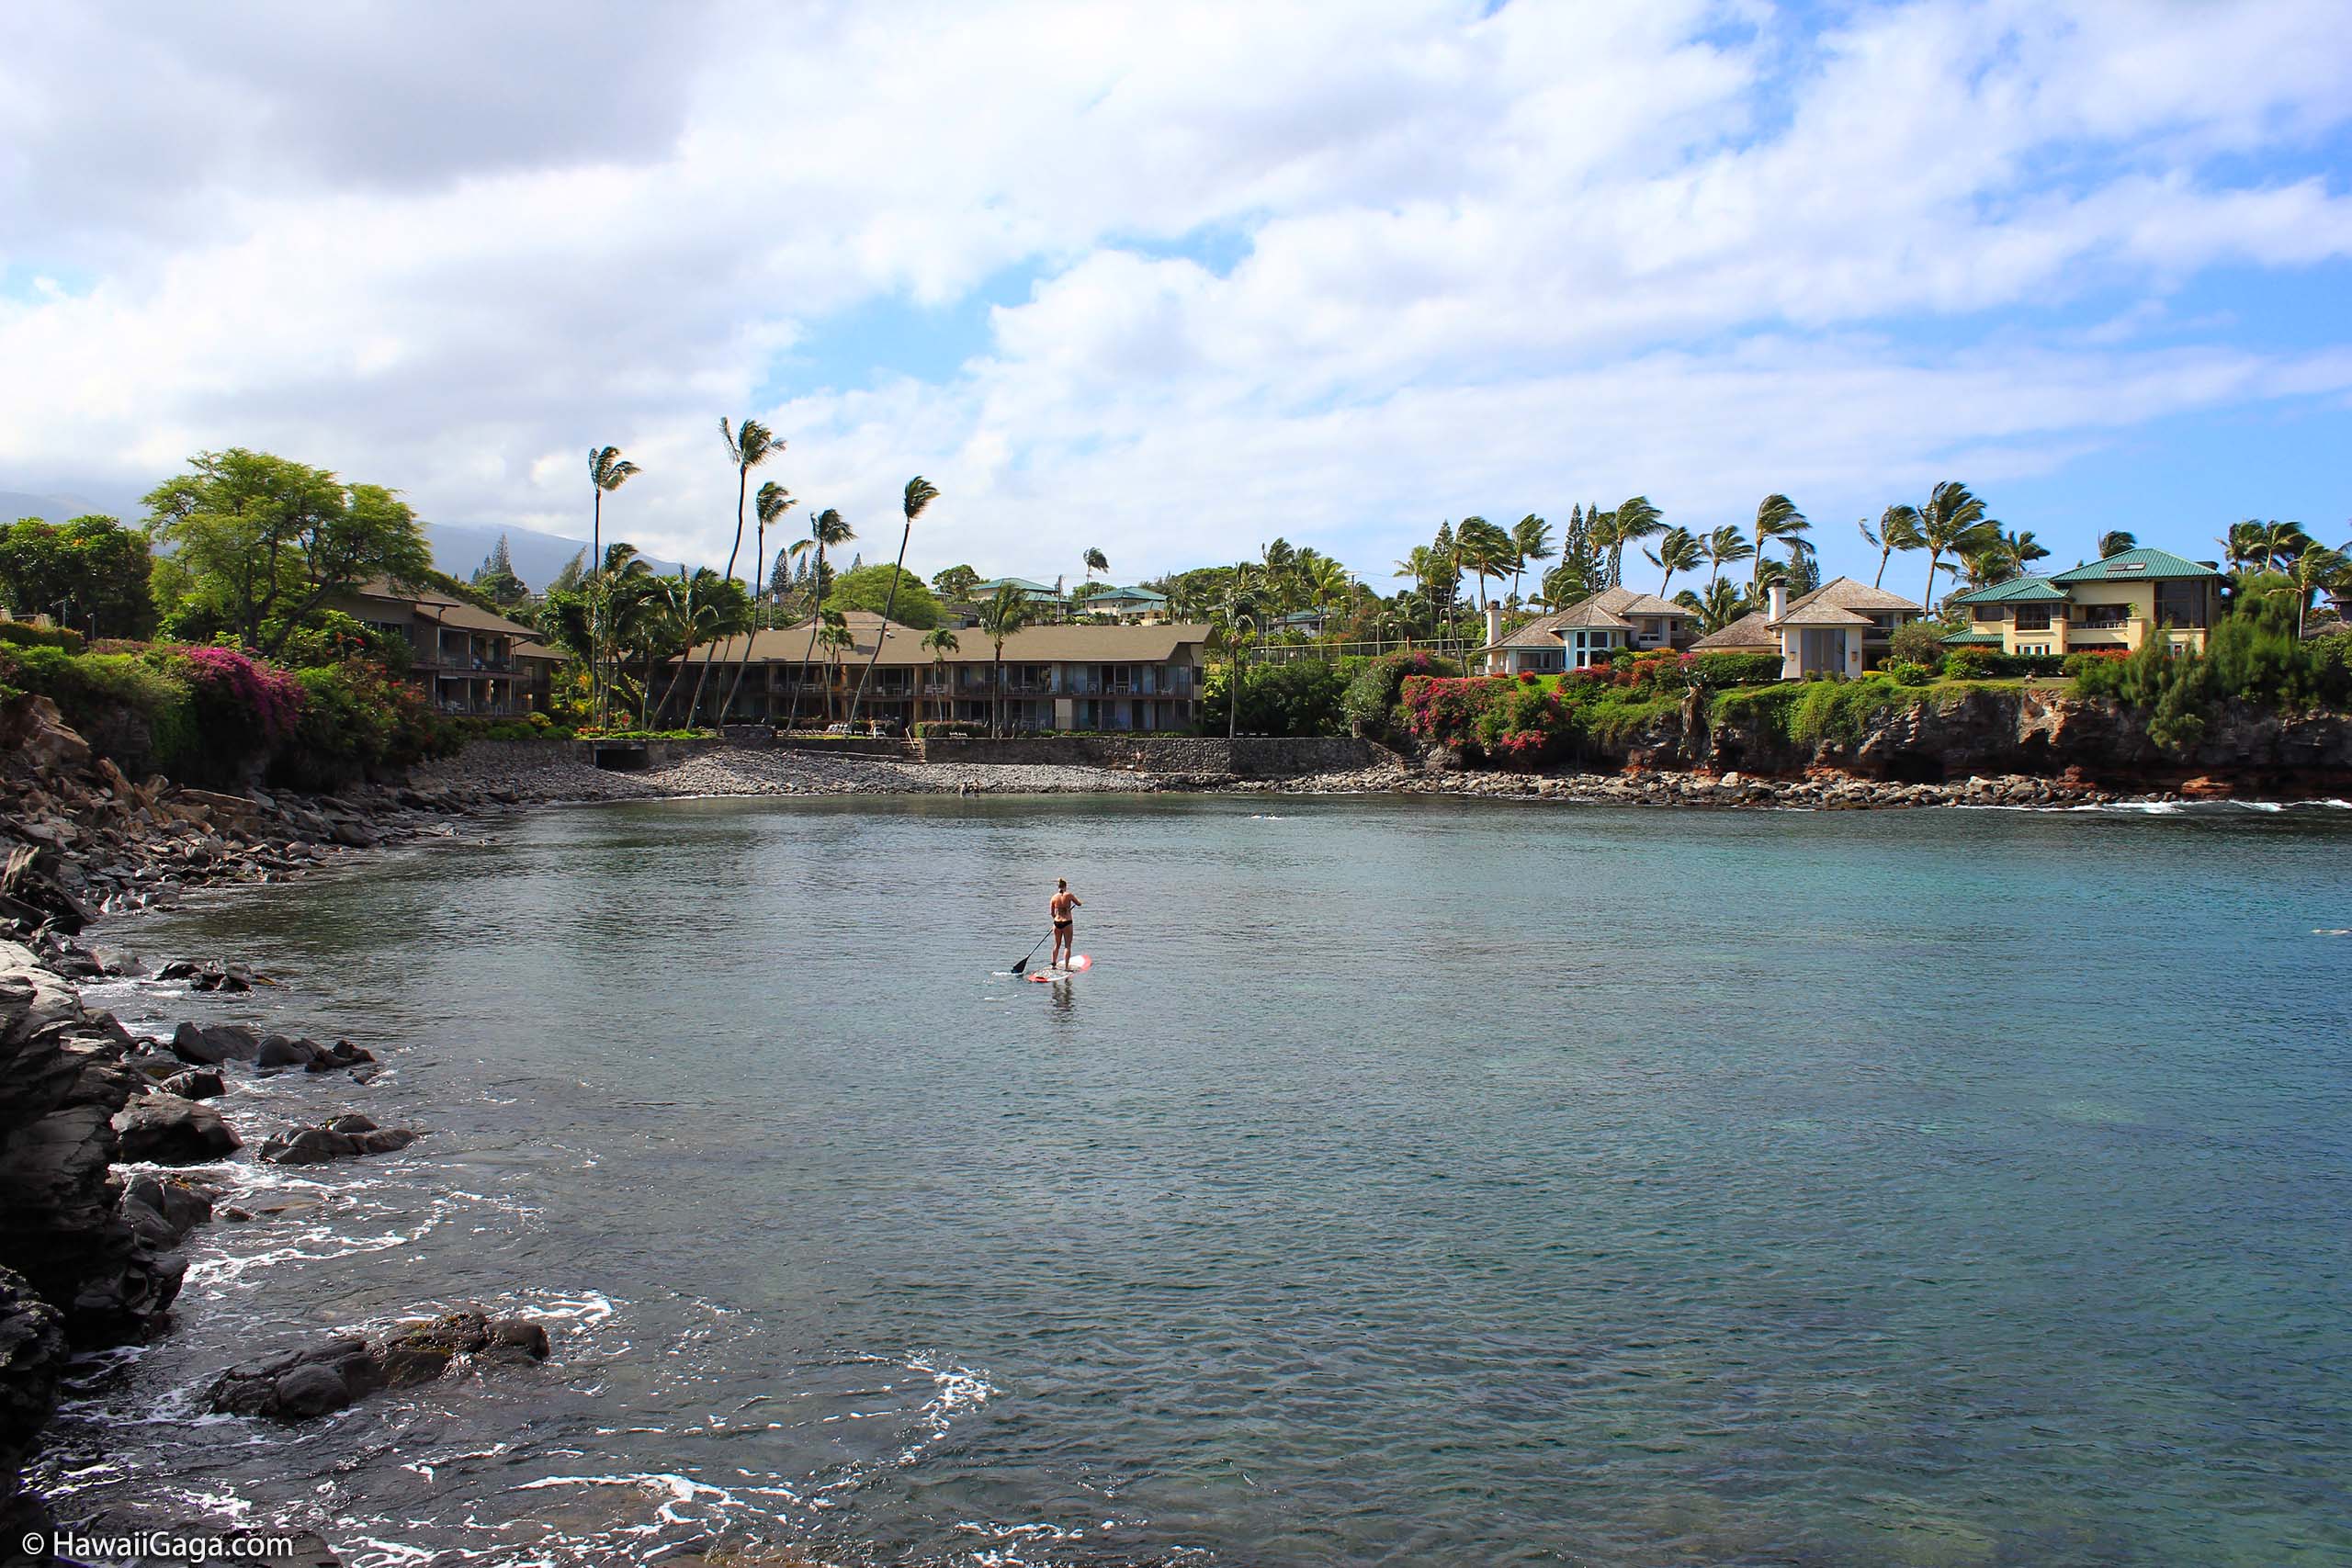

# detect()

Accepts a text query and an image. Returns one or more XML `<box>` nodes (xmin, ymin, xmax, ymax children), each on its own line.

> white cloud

<box><xmin>0</xmin><ymin>0</ymin><xmax>2347</xmax><ymax>587</ymax></box>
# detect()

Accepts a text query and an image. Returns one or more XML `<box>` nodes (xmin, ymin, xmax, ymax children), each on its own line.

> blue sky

<box><xmin>1</xmin><ymin>0</ymin><xmax>2348</xmax><ymax>593</ymax></box>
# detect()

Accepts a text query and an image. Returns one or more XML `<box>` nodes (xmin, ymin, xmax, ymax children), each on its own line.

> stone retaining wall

<box><xmin>916</xmin><ymin>734</ymin><xmax>1394</xmax><ymax>775</ymax></box>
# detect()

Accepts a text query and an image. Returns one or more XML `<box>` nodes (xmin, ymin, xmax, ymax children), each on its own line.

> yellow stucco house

<box><xmin>1943</xmin><ymin>547</ymin><xmax>2227</xmax><ymax>657</ymax></box>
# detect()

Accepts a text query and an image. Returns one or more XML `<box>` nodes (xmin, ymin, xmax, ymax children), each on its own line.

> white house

<box><xmin>1687</xmin><ymin>578</ymin><xmax>1927</xmax><ymax>677</ymax></box>
<box><xmin>1482</xmin><ymin>588</ymin><xmax>1697</xmax><ymax>674</ymax></box>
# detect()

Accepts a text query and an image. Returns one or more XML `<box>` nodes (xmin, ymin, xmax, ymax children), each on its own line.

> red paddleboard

<box><xmin>1029</xmin><ymin>954</ymin><xmax>1091</xmax><ymax>982</ymax></box>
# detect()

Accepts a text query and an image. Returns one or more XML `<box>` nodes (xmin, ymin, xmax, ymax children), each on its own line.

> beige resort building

<box><xmin>666</xmin><ymin>612</ymin><xmax>1209</xmax><ymax>732</ymax></box>
<box><xmin>1689</xmin><ymin>578</ymin><xmax>1927</xmax><ymax>677</ymax></box>
<box><xmin>1942</xmin><ymin>548</ymin><xmax>2226</xmax><ymax>657</ymax></box>
<box><xmin>333</xmin><ymin>578</ymin><xmax>559</xmax><ymax>716</ymax></box>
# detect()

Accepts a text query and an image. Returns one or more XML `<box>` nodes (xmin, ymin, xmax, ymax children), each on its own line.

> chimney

<box><xmin>1767</xmin><ymin>583</ymin><xmax>1787</xmax><ymax>622</ymax></box>
<box><xmin>1485</xmin><ymin>601</ymin><xmax>1503</xmax><ymax>645</ymax></box>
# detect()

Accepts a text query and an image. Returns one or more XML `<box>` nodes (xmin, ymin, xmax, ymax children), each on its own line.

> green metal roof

<box><xmin>972</xmin><ymin>576</ymin><xmax>1061</xmax><ymax>597</ymax></box>
<box><xmin>1939</xmin><ymin>629</ymin><xmax>2004</xmax><ymax>645</ymax></box>
<box><xmin>1095</xmin><ymin>585</ymin><xmax>1167</xmax><ymax>602</ymax></box>
<box><xmin>2049</xmin><ymin>547</ymin><xmax>2223</xmax><ymax>583</ymax></box>
<box><xmin>1950</xmin><ymin>575</ymin><xmax>2066</xmax><ymax>604</ymax></box>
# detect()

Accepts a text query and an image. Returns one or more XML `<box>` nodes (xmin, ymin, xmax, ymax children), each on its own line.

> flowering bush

<box><xmin>160</xmin><ymin>646</ymin><xmax>304</xmax><ymax>744</ymax></box>
<box><xmin>1340</xmin><ymin>648</ymin><xmax>1463</xmax><ymax>736</ymax></box>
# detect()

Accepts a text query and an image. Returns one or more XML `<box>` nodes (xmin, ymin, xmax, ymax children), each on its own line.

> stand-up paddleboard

<box><xmin>1028</xmin><ymin>953</ymin><xmax>1091</xmax><ymax>982</ymax></box>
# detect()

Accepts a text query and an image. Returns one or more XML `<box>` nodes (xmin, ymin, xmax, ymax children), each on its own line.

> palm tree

<box><xmin>586</xmin><ymin>446</ymin><xmax>640</xmax><ymax>726</ymax></box>
<box><xmin>1542</xmin><ymin>558</ymin><xmax>1595</xmax><ymax>609</ymax></box>
<box><xmin>920</xmin><ymin>626</ymin><xmax>960</xmax><ymax>729</ymax></box>
<box><xmin>975</xmin><ymin>583</ymin><xmax>1035</xmax><ymax>738</ymax></box>
<box><xmin>1082</xmin><ymin>546</ymin><xmax>1109</xmax><ymax>592</ymax></box>
<box><xmin>1702</xmin><ymin>525</ymin><xmax>1755</xmax><ymax>592</ymax></box>
<box><xmin>1914</xmin><ymin>480</ymin><xmax>1995</xmax><ymax>610</ymax></box>
<box><xmin>2096</xmin><ymin>529</ymin><xmax>2137</xmax><ymax>559</ymax></box>
<box><xmin>1510</xmin><ymin>514</ymin><xmax>1553</xmax><ymax>605</ymax></box>
<box><xmin>2255</xmin><ymin>520</ymin><xmax>2315</xmax><ymax>571</ymax></box>
<box><xmin>816</xmin><ymin>612</ymin><xmax>854</xmax><ymax>724</ymax></box>
<box><xmin>2217</xmin><ymin>520</ymin><xmax>2267</xmax><ymax>573</ymax></box>
<box><xmin>2284</xmin><ymin>546</ymin><xmax>2346</xmax><ymax>638</ymax></box>
<box><xmin>1208</xmin><ymin>568</ymin><xmax>1260</xmax><ymax>744</ymax></box>
<box><xmin>846</xmin><ymin>476</ymin><xmax>941</xmax><ymax>729</ymax></box>
<box><xmin>1750</xmin><ymin>494</ymin><xmax>1808</xmax><ymax>590</ymax></box>
<box><xmin>1643</xmin><ymin>525</ymin><xmax>1702</xmax><ymax>597</ymax></box>
<box><xmin>1455</xmin><ymin>516</ymin><xmax>1515</xmax><ymax>613</ymax></box>
<box><xmin>1604</xmin><ymin>497</ymin><xmax>1663</xmax><ymax>588</ymax></box>
<box><xmin>719</xmin><ymin>479</ymin><xmax>797</xmax><ymax>722</ymax></box>
<box><xmin>695</xmin><ymin>417</ymin><xmax>780</xmax><ymax>725</ymax></box>
<box><xmin>2003</xmin><ymin>529</ymin><xmax>2050</xmax><ymax>574</ymax></box>
<box><xmin>1696</xmin><ymin>577</ymin><xmax>1746</xmax><ymax>633</ymax></box>
<box><xmin>1861</xmin><ymin>505</ymin><xmax>1924</xmax><ymax>589</ymax></box>
<box><xmin>783</xmin><ymin>507</ymin><xmax>854</xmax><ymax>728</ymax></box>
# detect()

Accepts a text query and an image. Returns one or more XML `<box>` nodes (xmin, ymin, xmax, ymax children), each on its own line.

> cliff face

<box><xmin>1619</xmin><ymin>688</ymin><xmax>2352</xmax><ymax>787</ymax></box>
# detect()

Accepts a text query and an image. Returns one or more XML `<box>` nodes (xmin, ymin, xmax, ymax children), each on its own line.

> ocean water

<box><xmin>37</xmin><ymin>795</ymin><xmax>2352</xmax><ymax>1567</ymax></box>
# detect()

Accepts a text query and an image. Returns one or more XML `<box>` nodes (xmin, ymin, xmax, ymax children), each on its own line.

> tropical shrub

<box><xmin>2061</xmin><ymin>649</ymin><xmax>2129</xmax><ymax>681</ymax></box>
<box><xmin>280</xmin><ymin>660</ymin><xmax>454</xmax><ymax>789</ymax></box>
<box><xmin>1881</xmin><ymin>658</ymin><xmax>1933</xmax><ymax>686</ymax></box>
<box><xmin>1887</xmin><ymin>619</ymin><xmax>1951</xmax><ymax>668</ymax></box>
<box><xmin>1340</xmin><ymin>649</ymin><xmax>1461</xmax><ymax>736</ymax></box>
<box><xmin>913</xmin><ymin>721</ymin><xmax>984</xmax><ymax>739</ymax></box>
<box><xmin>1941</xmin><ymin>648</ymin><xmax>2000</xmax><ymax>681</ymax></box>
<box><xmin>1685</xmin><ymin>652</ymin><xmax>1782</xmax><ymax>688</ymax></box>
<box><xmin>0</xmin><ymin>619</ymin><xmax>86</xmax><ymax>653</ymax></box>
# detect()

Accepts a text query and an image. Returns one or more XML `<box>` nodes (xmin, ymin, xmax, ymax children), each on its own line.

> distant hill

<box><xmin>426</xmin><ymin>522</ymin><xmax>681</xmax><ymax>591</ymax></box>
<box><xmin>0</xmin><ymin>488</ymin><xmax>138</xmax><ymax>524</ymax></box>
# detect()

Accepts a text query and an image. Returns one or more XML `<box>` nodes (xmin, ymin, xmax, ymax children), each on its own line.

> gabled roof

<box><xmin>1951</xmin><ymin>575</ymin><xmax>2068</xmax><ymax>604</ymax></box>
<box><xmin>342</xmin><ymin>577</ymin><xmax>539</xmax><ymax>637</ymax></box>
<box><xmin>2050</xmin><ymin>547</ymin><xmax>2223</xmax><ymax>583</ymax></box>
<box><xmin>1591</xmin><ymin>585</ymin><xmax>1694</xmax><ymax>618</ymax></box>
<box><xmin>1787</xmin><ymin>576</ymin><xmax>1925</xmax><ymax>615</ymax></box>
<box><xmin>1688</xmin><ymin>611</ymin><xmax>1778</xmax><ymax>651</ymax></box>
<box><xmin>971</xmin><ymin>576</ymin><xmax>1062</xmax><ymax>597</ymax></box>
<box><xmin>1773</xmin><ymin>603</ymin><xmax>1872</xmax><ymax>627</ymax></box>
<box><xmin>1090</xmin><ymin>584</ymin><xmax>1167</xmax><ymax>603</ymax></box>
<box><xmin>1545</xmin><ymin>599</ymin><xmax>1635</xmax><ymax>632</ymax></box>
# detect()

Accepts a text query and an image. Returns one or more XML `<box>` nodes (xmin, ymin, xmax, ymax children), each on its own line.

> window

<box><xmin>2077</xmin><ymin>602</ymin><xmax>2129</xmax><ymax>629</ymax></box>
<box><xmin>1973</xmin><ymin>604</ymin><xmax>2004</xmax><ymax>624</ymax></box>
<box><xmin>2014</xmin><ymin>605</ymin><xmax>2051</xmax><ymax>632</ymax></box>
<box><xmin>2154</xmin><ymin>581</ymin><xmax>2208</xmax><ymax>629</ymax></box>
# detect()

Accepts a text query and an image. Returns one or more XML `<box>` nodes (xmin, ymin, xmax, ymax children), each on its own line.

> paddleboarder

<box><xmin>1048</xmin><ymin>878</ymin><xmax>1081</xmax><ymax>971</ymax></box>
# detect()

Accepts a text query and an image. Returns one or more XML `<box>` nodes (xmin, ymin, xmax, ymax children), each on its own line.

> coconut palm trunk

<box><xmin>693</xmin><ymin>417</ymin><xmax>777</xmax><ymax>727</ymax></box>
<box><xmin>846</xmin><ymin>477</ymin><xmax>938</xmax><ymax>730</ymax></box>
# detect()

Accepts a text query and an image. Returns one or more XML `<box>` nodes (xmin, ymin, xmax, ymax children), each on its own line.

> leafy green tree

<box><xmin>931</xmin><ymin>563</ymin><xmax>981</xmax><ymax>604</ymax></box>
<box><xmin>827</xmin><ymin>564</ymin><xmax>942</xmax><ymax>628</ymax></box>
<box><xmin>144</xmin><ymin>448</ymin><xmax>432</xmax><ymax>656</ymax></box>
<box><xmin>0</xmin><ymin>514</ymin><xmax>156</xmax><ymax>637</ymax></box>
<box><xmin>548</xmin><ymin>548</ymin><xmax>587</xmax><ymax>595</ymax></box>
<box><xmin>848</xmin><ymin>476</ymin><xmax>941</xmax><ymax>727</ymax></box>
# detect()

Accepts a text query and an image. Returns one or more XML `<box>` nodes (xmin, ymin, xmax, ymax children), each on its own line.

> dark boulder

<box><xmin>119</xmin><ymin>1173</ymin><xmax>219</xmax><ymax>1251</ymax></box>
<box><xmin>159</xmin><ymin>1068</ymin><xmax>225</xmax><ymax>1101</ymax></box>
<box><xmin>110</xmin><ymin>1093</ymin><xmax>241</xmax><ymax>1165</ymax></box>
<box><xmin>169</xmin><ymin>1021</ymin><xmax>261</xmax><ymax>1066</ymax></box>
<box><xmin>254</xmin><ymin>1035</ymin><xmax>376</xmax><ymax>1076</ymax></box>
<box><xmin>208</xmin><ymin>1310</ymin><xmax>549</xmax><ymax>1421</ymax></box>
<box><xmin>308</xmin><ymin>1039</ymin><xmax>374</xmax><ymax>1073</ymax></box>
<box><xmin>258</xmin><ymin>1114</ymin><xmax>417</xmax><ymax>1166</ymax></box>
<box><xmin>0</xmin><ymin>1266</ymin><xmax>67</xmax><ymax>1549</ymax></box>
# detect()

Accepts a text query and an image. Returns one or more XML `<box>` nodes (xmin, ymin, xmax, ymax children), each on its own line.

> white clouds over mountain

<box><xmin>1</xmin><ymin>0</ymin><xmax>2346</xmax><ymax>581</ymax></box>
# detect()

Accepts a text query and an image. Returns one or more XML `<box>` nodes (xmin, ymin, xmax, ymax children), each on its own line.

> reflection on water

<box><xmin>38</xmin><ymin>795</ymin><xmax>2352</xmax><ymax>1566</ymax></box>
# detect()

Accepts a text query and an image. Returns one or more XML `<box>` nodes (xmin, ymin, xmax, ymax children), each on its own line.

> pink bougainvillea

<box><xmin>168</xmin><ymin>646</ymin><xmax>305</xmax><ymax>743</ymax></box>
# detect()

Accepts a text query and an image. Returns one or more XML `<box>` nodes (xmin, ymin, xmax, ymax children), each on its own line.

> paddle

<box><xmin>1008</xmin><ymin>931</ymin><xmax>1053</xmax><ymax>976</ymax></box>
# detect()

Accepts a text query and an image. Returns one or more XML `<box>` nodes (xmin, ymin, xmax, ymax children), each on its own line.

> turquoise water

<box><xmin>43</xmin><ymin>795</ymin><xmax>2352</xmax><ymax>1565</ymax></box>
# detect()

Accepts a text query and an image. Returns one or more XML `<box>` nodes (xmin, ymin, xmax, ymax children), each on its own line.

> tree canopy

<box><xmin>144</xmin><ymin>448</ymin><xmax>433</xmax><ymax>655</ymax></box>
<box><xmin>0</xmin><ymin>514</ymin><xmax>156</xmax><ymax>637</ymax></box>
<box><xmin>824</xmin><ymin>563</ymin><xmax>941</xmax><ymax>629</ymax></box>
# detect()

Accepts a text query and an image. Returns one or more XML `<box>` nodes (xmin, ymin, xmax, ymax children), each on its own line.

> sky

<box><xmin>2</xmin><ymin>0</ymin><xmax>2349</xmax><ymax>599</ymax></box>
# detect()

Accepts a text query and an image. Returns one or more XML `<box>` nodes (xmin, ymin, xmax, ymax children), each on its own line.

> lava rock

<box><xmin>169</xmin><ymin>1021</ymin><xmax>261</xmax><ymax>1066</ymax></box>
<box><xmin>158</xmin><ymin>1068</ymin><xmax>225</xmax><ymax>1100</ymax></box>
<box><xmin>208</xmin><ymin>1310</ymin><xmax>549</xmax><ymax>1421</ymax></box>
<box><xmin>119</xmin><ymin>1173</ymin><xmax>218</xmax><ymax>1250</ymax></box>
<box><xmin>258</xmin><ymin>1113</ymin><xmax>417</xmax><ymax>1166</ymax></box>
<box><xmin>110</xmin><ymin>1093</ymin><xmax>241</xmax><ymax>1165</ymax></box>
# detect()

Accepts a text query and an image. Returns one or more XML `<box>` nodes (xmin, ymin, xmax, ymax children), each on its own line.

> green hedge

<box><xmin>0</xmin><ymin>619</ymin><xmax>85</xmax><ymax>654</ymax></box>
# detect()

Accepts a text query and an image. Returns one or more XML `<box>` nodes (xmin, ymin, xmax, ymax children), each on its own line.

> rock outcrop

<box><xmin>258</xmin><ymin>1114</ymin><xmax>417</xmax><ymax>1166</ymax></box>
<box><xmin>0</xmin><ymin>940</ymin><xmax>186</xmax><ymax>1346</ymax></box>
<box><xmin>0</xmin><ymin>1266</ymin><xmax>66</xmax><ymax>1547</ymax></box>
<box><xmin>110</xmin><ymin>1093</ymin><xmax>241</xmax><ymax>1166</ymax></box>
<box><xmin>208</xmin><ymin>1310</ymin><xmax>549</xmax><ymax>1421</ymax></box>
